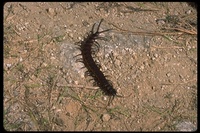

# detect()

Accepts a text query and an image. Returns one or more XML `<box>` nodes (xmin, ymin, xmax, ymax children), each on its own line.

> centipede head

<box><xmin>91</xmin><ymin>19</ymin><xmax>112</xmax><ymax>35</ymax></box>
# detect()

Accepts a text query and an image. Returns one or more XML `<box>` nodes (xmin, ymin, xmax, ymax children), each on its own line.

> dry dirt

<box><xmin>3</xmin><ymin>2</ymin><xmax>197</xmax><ymax>131</ymax></box>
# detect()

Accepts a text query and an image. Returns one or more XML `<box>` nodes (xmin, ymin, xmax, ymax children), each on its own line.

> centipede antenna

<box><xmin>91</xmin><ymin>23</ymin><xmax>96</xmax><ymax>34</ymax></box>
<box><xmin>96</xmin><ymin>19</ymin><xmax>104</xmax><ymax>33</ymax></box>
<box><xmin>98</xmin><ymin>29</ymin><xmax>112</xmax><ymax>34</ymax></box>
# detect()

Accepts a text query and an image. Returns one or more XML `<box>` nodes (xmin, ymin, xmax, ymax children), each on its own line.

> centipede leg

<box><xmin>74</xmin><ymin>41</ymin><xmax>81</xmax><ymax>46</ymax></box>
<box><xmin>93</xmin><ymin>41</ymin><xmax>100</xmax><ymax>50</ymax></box>
<box><xmin>74</xmin><ymin>54</ymin><xmax>82</xmax><ymax>58</ymax></box>
<box><xmin>107</xmin><ymin>95</ymin><xmax>114</xmax><ymax>106</ymax></box>
<box><xmin>76</xmin><ymin>58</ymin><xmax>84</xmax><ymax>63</ymax></box>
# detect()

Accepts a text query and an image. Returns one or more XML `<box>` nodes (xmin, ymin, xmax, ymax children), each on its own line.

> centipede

<box><xmin>75</xmin><ymin>19</ymin><xmax>117</xmax><ymax>104</ymax></box>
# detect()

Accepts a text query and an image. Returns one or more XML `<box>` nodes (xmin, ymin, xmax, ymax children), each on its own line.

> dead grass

<box><xmin>4</xmin><ymin>2</ymin><xmax>197</xmax><ymax>131</ymax></box>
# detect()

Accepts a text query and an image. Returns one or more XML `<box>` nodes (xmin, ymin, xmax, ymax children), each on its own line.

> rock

<box><xmin>176</xmin><ymin>121</ymin><xmax>197</xmax><ymax>131</ymax></box>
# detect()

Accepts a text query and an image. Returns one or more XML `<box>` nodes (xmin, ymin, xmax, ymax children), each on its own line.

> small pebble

<box><xmin>166</xmin><ymin>72</ymin><xmax>171</xmax><ymax>77</ymax></box>
<box><xmin>168</xmin><ymin>79</ymin><xmax>174</xmax><ymax>83</ymax></box>
<box><xmin>139</xmin><ymin>65</ymin><xmax>144</xmax><ymax>70</ymax></box>
<box><xmin>156</xmin><ymin>19</ymin><xmax>166</xmax><ymax>25</ymax></box>
<box><xmin>68</xmin><ymin>33</ymin><xmax>73</xmax><ymax>38</ymax></box>
<box><xmin>19</xmin><ymin>57</ymin><xmax>23</xmax><ymax>62</ymax></box>
<box><xmin>102</xmin><ymin>113</ymin><xmax>111</xmax><ymax>122</ymax></box>
<box><xmin>46</xmin><ymin>8</ymin><xmax>55</xmax><ymax>16</ymax></box>
<box><xmin>115</xmin><ymin>59</ymin><xmax>121</xmax><ymax>66</ymax></box>
<box><xmin>6</xmin><ymin>63</ymin><xmax>12</xmax><ymax>68</ymax></box>
<box><xmin>154</xmin><ymin>53</ymin><xmax>158</xmax><ymax>58</ymax></box>
<box><xmin>82</xmin><ymin>20</ymin><xmax>90</xmax><ymax>27</ymax></box>
<box><xmin>151</xmin><ymin>57</ymin><xmax>156</xmax><ymax>60</ymax></box>
<box><xmin>103</xmin><ymin>96</ymin><xmax>107</xmax><ymax>101</ymax></box>
<box><xmin>186</xmin><ymin>9</ymin><xmax>192</xmax><ymax>14</ymax></box>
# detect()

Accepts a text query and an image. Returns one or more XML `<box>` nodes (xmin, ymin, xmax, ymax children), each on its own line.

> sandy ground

<box><xmin>3</xmin><ymin>2</ymin><xmax>197</xmax><ymax>131</ymax></box>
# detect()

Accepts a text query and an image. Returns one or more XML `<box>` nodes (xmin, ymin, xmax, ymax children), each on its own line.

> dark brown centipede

<box><xmin>76</xmin><ymin>19</ymin><xmax>117</xmax><ymax>104</ymax></box>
